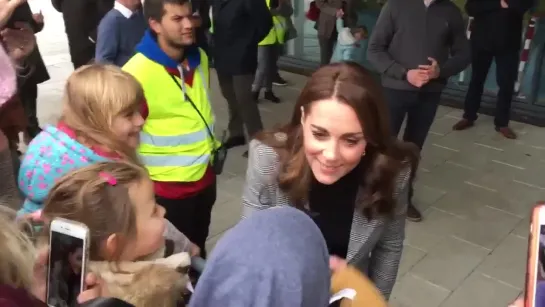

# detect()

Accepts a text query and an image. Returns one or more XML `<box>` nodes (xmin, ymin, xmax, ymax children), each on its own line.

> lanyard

<box><xmin>168</xmin><ymin>65</ymin><xmax>222</xmax><ymax>148</ymax></box>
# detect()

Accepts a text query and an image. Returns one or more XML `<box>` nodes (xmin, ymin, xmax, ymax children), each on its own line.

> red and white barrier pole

<box><xmin>515</xmin><ymin>16</ymin><xmax>538</xmax><ymax>93</ymax></box>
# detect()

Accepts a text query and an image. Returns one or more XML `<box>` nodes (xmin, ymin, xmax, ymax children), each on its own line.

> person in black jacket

<box><xmin>7</xmin><ymin>2</ymin><xmax>50</xmax><ymax>138</ymax></box>
<box><xmin>453</xmin><ymin>0</ymin><xmax>534</xmax><ymax>139</ymax></box>
<box><xmin>211</xmin><ymin>0</ymin><xmax>272</xmax><ymax>156</ymax></box>
<box><xmin>52</xmin><ymin>0</ymin><xmax>114</xmax><ymax>69</ymax></box>
<box><xmin>191</xmin><ymin>0</ymin><xmax>211</xmax><ymax>55</ymax></box>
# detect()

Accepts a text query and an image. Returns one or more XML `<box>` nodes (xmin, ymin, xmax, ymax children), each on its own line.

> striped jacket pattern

<box><xmin>241</xmin><ymin>138</ymin><xmax>411</xmax><ymax>299</ymax></box>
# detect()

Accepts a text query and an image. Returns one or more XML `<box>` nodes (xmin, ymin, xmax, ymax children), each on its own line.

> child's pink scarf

<box><xmin>0</xmin><ymin>45</ymin><xmax>17</xmax><ymax>107</ymax></box>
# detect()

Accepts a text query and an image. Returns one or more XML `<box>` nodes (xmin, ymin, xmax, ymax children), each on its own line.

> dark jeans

<box><xmin>384</xmin><ymin>88</ymin><xmax>441</xmax><ymax>201</ymax></box>
<box><xmin>217</xmin><ymin>73</ymin><xmax>264</xmax><ymax>139</ymax></box>
<box><xmin>20</xmin><ymin>82</ymin><xmax>41</xmax><ymax>138</ymax></box>
<box><xmin>463</xmin><ymin>47</ymin><xmax>519</xmax><ymax>128</ymax></box>
<box><xmin>156</xmin><ymin>181</ymin><xmax>217</xmax><ymax>259</ymax></box>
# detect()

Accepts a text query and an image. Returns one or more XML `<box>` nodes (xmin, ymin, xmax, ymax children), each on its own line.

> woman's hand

<box><xmin>329</xmin><ymin>255</ymin><xmax>348</xmax><ymax>273</ymax></box>
<box><xmin>0</xmin><ymin>22</ymin><xmax>36</xmax><ymax>62</ymax></box>
<box><xmin>78</xmin><ymin>273</ymin><xmax>109</xmax><ymax>304</ymax></box>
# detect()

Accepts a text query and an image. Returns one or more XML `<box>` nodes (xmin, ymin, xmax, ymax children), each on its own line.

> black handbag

<box><xmin>167</xmin><ymin>70</ymin><xmax>227</xmax><ymax>175</ymax></box>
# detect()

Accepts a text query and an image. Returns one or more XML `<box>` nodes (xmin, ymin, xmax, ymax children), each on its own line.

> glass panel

<box><xmin>286</xmin><ymin>0</ymin><xmax>541</xmax><ymax>103</ymax></box>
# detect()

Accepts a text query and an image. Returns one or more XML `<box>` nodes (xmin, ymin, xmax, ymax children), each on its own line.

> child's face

<box><xmin>353</xmin><ymin>30</ymin><xmax>367</xmax><ymax>41</ymax></box>
<box><xmin>112</xmin><ymin>110</ymin><xmax>144</xmax><ymax>149</ymax></box>
<box><xmin>120</xmin><ymin>178</ymin><xmax>166</xmax><ymax>261</ymax></box>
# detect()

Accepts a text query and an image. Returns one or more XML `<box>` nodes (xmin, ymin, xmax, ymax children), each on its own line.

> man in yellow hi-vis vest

<box><xmin>251</xmin><ymin>0</ymin><xmax>288</xmax><ymax>103</ymax></box>
<box><xmin>123</xmin><ymin>0</ymin><xmax>218</xmax><ymax>258</ymax></box>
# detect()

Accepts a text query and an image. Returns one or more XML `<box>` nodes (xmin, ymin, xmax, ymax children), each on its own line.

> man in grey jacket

<box><xmin>367</xmin><ymin>0</ymin><xmax>470</xmax><ymax>221</ymax></box>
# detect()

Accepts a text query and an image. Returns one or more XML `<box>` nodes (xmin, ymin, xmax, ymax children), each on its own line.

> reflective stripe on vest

<box><xmin>259</xmin><ymin>0</ymin><xmax>287</xmax><ymax>45</ymax></box>
<box><xmin>123</xmin><ymin>49</ymin><xmax>217</xmax><ymax>182</ymax></box>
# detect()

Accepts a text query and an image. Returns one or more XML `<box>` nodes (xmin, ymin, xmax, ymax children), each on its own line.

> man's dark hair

<box><xmin>144</xmin><ymin>0</ymin><xmax>190</xmax><ymax>21</ymax></box>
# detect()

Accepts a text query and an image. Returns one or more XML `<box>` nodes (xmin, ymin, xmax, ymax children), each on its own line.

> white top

<box><xmin>114</xmin><ymin>1</ymin><xmax>134</xmax><ymax>18</ymax></box>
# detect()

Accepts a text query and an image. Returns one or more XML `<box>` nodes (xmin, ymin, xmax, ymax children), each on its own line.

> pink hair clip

<box><xmin>30</xmin><ymin>209</ymin><xmax>43</xmax><ymax>222</ymax></box>
<box><xmin>99</xmin><ymin>171</ymin><xmax>117</xmax><ymax>186</ymax></box>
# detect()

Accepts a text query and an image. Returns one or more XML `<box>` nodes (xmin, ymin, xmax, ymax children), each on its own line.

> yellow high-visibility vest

<box><xmin>122</xmin><ymin>49</ymin><xmax>219</xmax><ymax>182</ymax></box>
<box><xmin>259</xmin><ymin>0</ymin><xmax>287</xmax><ymax>45</ymax></box>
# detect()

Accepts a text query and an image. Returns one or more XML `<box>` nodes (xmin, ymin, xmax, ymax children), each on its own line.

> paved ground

<box><xmin>29</xmin><ymin>2</ymin><xmax>545</xmax><ymax>306</ymax></box>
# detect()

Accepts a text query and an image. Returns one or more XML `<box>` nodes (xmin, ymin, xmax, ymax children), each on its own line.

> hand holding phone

<box><xmin>46</xmin><ymin>218</ymin><xmax>90</xmax><ymax>307</ymax></box>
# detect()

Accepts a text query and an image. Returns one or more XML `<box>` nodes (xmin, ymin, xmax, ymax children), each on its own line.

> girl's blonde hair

<box><xmin>42</xmin><ymin>161</ymin><xmax>148</xmax><ymax>260</ymax></box>
<box><xmin>60</xmin><ymin>64</ymin><xmax>144</xmax><ymax>163</ymax></box>
<box><xmin>0</xmin><ymin>206</ymin><xmax>36</xmax><ymax>290</ymax></box>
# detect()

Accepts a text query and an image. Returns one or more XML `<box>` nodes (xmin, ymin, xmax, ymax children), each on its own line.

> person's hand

<box><xmin>329</xmin><ymin>256</ymin><xmax>348</xmax><ymax>273</ymax></box>
<box><xmin>336</xmin><ymin>9</ymin><xmax>344</xmax><ymax>18</ymax></box>
<box><xmin>77</xmin><ymin>273</ymin><xmax>109</xmax><ymax>304</ymax></box>
<box><xmin>418</xmin><ymin>57</ymin><xmax>441</xmax><ymax>80</ymax></box>
<box><xmin>32</xmin><ymin>11</ymin><xmax>44</xmax><ymax>24</ymax></box>
<box><xmin>190</xmin><ymin>243</ymin><xmax>200</xmax><ymax>257</ymax></box>
<box><xmin>406</xmin><ymin>69</ymin><xmax>430</xmax><ymax>88</ymax></box>
<box><xmin>0</xmin><ymin>0</ymin><xmax>27</xmax><ymax>28</ymax></box>
<box><xmin>0</xmin><ymin>22</ymin><xmax>36</xmax><ymax>62</ymax></box>
<box><xmin>500</xmin><ymin>0</ymin><xmax>509</xmax><ymax>9</ymax></box>
<box><xmin>508</xmin><ymin>297</ymin><xmax>523</xmax><ymax>307</ymax></box>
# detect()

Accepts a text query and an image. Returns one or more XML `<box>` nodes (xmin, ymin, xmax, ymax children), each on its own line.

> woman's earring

<box><xmin>362</xmin><ymin>151</ymin><xmax>366</xmax><ymax>157</ymax></box>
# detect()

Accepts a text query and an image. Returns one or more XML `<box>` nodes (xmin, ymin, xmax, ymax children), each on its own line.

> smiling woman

<box><xmin>241</xmin><ymin>62</ymin><xmax>419</xmax><ymax>300</ymax></box>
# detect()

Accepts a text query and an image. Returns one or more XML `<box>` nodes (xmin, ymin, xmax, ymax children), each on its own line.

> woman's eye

<box><xmin>312</xmin><ymin>131</ymin><xmax>326</xmax><ymax>139</ymax></box>
<box><xmin>346</xmin><ymin>139</ymin><xmax>360</xmax><ymax>146</ymax></box>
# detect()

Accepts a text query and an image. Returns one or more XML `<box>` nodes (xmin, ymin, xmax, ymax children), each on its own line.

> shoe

<box><xmin>273</xmin><ymin>76</ymin><xmax>288</xmax><ymax>86</ymax></box>
<box><xmin>242</xmin><ymin>150</ymin><xmax>248</xmax><ymax>158</ymax></box>
<box><xmin>406</xmin><ymin>203</ymin><xmax>422</xmax><ymax>222</ymax></box>
<box><xmin>264</xmin><ymin>91</ymin><xmax>281</xmax><ymax>103</ymax></box>
<box><xmin>224</xmin><ymin>136</ymin><xmax>246</xmax><ymax>149</ymax></box>
<box><xmin>452</xmin><ymin>119</ymin><xmax>474</xmax><ymax>131</ymax></box>
<box><xmin>252</xmin><ymin>90</ymin><xmax>260</xmax><ymax>102</ymax></box>
<box><xmin>495</xmin><ymin>126</ymin><xmax>517</xmax><ymax>139</ymax></box>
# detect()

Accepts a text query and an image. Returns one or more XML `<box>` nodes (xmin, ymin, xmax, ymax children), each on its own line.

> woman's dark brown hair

<box><xmin>256</xmin><ymin>62</ymin><xmax>419</xmax><ymax>218</ymax></box>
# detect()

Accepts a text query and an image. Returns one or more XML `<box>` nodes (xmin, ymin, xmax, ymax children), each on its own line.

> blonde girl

<box><xmin>17</xmin><ymin>64</ymin><xmax>196</xmax><ymax>253</ymax></box>
<box><xmin>18</xmin><ymin>64</ymin><xmax>144</xmax><ymax>215</ymax></box>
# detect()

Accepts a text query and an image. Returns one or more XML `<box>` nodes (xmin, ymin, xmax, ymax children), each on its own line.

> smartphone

<box><xmin>46</xmin><ymin>218</ymin><xmax>90</xmax><ymax>307</ymax></box>
<box><xmin>526</xmin><ymin>203</ymin><xmax>545</xmax><ymax>307</ymax></box>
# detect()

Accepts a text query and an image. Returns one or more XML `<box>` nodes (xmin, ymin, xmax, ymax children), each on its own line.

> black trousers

<box><xmin>384</xmin><ymin>89</ymin><xmax>441</xmax><ymax>201</ymax></box>
<box><xmin>463</xmin><ymin>46</ymin><xmax>519</xmax><ymax>128</ymax></box>
<box><xmin>217</xmin><ymin>73</ymin><xmax>264</xmax><ymax>139</ymax></box>
<box><xmin>318</xmin><ymin>33</ymin><xmax>337</xmax><ymax>65</ymax></box>
<box><xmin>20</xmin><ymin>81</ymin><xmax>41</xmax><ymax>138</ymax></box>
<box><xmin>156</xmin><ymin>181</ymin><xmax>217</xmax><ymax>259</ymax></box>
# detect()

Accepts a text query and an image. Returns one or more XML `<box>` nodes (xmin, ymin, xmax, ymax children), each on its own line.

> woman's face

<box><xmin>301</xmin><ymin>98</ymin><xmax>367</xmax><ymax>185</ymax></box>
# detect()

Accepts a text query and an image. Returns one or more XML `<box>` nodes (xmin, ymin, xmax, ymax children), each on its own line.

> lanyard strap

<box><xmin>167</xmin><ymin>66</ymin><xmax>218</xmax><ymax>148</ymax></box>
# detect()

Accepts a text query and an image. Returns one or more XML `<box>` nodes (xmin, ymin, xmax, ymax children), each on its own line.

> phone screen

<box><xmin>47</xmin><ymin>231</ymin><xmax>85</xmax><ymax>307</ymax></box>
<box><xmin>534</xmin><ymin>225</ymin><xmax>545</xmax><ymax>307</ymax></box>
